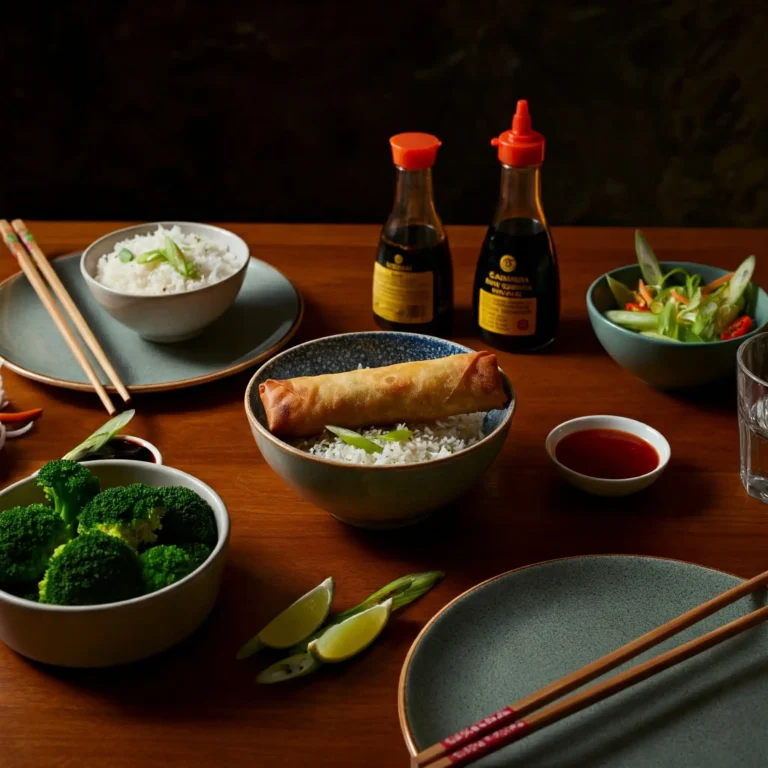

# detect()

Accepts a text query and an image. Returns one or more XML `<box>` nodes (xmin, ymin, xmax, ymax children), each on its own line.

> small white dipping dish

<box><xmin>545</xmin><ymin>415</ymin><xmax>670</xmax><ymax>497</ymax></box>
<box><xmin>81</xmin><ymin>221</ymin><xmax>249</xmax><ymax>343</ymax></box>
<box><xmin>0</xmin><ymin>460</ymin><xmax>229</xmax><ymax>667</ymax></box>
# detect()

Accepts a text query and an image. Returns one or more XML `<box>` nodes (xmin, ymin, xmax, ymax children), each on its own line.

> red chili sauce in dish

<box><xmin>555</xmin><ymin>429</ymin><xmax>659</xmax><ymax>480</ymax></box>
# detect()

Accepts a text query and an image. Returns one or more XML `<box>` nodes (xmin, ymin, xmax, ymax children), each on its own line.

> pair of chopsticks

<box><xmin>0</xmin><ymin>219</ymin><xmax>130</xmax><ymax>414</ymax></box>
<box><xmin>413</xmin><ymin>568</ymin><xmax>768</xmax><ymax>767</ymax></box>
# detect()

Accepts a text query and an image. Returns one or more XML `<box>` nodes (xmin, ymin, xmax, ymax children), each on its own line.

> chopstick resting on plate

<box><xmin>11</xmin><ymin>219</ymin><xmax>131</xmax><ymax>405</ymax></box>
<box><xmin>0</xmin><ymin>220</ymin><xmax>125</xmax><ymax>415</ymax></box>
<box><xmin>414</xmin><ymin>567</ymin><xmax>768</xmax><ymax>767</ymax></box>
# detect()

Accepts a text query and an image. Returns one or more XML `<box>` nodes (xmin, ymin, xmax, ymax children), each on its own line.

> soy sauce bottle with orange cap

<box><xmin>473</xmin><ymin>101</ymin><xmax>559</xmax><ymax>351</ymax></box>
<box><xmin>373</xmin><ymin>133</ymin><xmax>453</xmax><ymax>335</ymax></box>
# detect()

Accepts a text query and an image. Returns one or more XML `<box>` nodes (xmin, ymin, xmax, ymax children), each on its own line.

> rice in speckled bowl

<box><xmin>244</xmin><ymin>332</ymin><xmax>516</xmax><ymax>528</ymax></box>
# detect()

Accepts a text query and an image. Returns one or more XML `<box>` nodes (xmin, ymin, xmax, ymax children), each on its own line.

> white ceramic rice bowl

<box><xmin>81</xmin><ymin>221</ymin><xmax>249</xmax><ymax>343</ymax></box>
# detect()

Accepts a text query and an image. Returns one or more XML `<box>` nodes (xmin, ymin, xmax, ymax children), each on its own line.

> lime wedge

<box><xmin>236</xmin><ymin>577</ymin><xmax>334</xmax><ymax>659</ymax></box>
<box><xmin>256</xmin><ymin>653</ymin><xmax>321</xmax><ymax>684</ymax></box>
<box><xmin>307</xmin><ymin>598</ymin><xmax>392</xmax><ymax>663</ymax></box>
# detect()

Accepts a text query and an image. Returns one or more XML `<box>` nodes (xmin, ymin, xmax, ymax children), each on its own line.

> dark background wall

<box><xmin>3</xmin><ymin>0</ymin><xmax>767</xmax><ymax>227</ymax></box>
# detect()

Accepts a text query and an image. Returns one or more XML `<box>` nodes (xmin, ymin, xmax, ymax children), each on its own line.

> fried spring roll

<box><xmin>259</xmin><ymin>351</ymin><xmax>508</xmax><ymax>439</ymax></box>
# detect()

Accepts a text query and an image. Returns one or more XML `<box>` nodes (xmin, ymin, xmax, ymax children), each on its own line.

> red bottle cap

<box><xmin>390</xmin><ymin>133</ymin><xmax>442</xmax><ymax>170</ymax></box>
<box><xmin>491</xmin><ymin>100</ymin><xmax>545</xmax><ymax>167</ymax></box>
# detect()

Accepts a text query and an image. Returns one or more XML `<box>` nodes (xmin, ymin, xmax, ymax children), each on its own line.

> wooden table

<box><xmin>1</xmin><ymin>223</ymin><xmax>767</xmax><ymax>767</ymax></box>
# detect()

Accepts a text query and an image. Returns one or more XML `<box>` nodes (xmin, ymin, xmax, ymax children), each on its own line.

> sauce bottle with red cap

<box><xmin>373</xmin><ymin>132</ymin><xmax>453</xmax><ymax>334</ymax></box>
<box><xmin>473</xmin><ymin>101</ymin><xmax>559</xmax><ymax>351</ymax></box>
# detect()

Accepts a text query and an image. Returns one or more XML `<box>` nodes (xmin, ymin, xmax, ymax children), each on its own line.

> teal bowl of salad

<box><xmin>587</xmin><ymin>231</ymin><xmax>768</xmax><ymax>390</ymax></box>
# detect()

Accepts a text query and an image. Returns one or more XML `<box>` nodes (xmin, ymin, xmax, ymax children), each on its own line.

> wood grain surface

<box><xmin>0</xmin><ymin>223</ymin><xmax>767</xmax><ymax>768</ymax></box>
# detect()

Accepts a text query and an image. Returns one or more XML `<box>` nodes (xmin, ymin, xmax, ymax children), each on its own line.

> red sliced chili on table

<box><xmin>720</xmin><ymin>316</ymin><xmax>753</xmax><ymax>341</ymax></box>
<box><xmin>625</xmin><ymin>302</ymin><xmax>650</xmax><ymax>312</ymax></box>
<box><xmin>0</xmin><ymin>408</ymin><xmax>43</xmax><ymax>424</ymax></box>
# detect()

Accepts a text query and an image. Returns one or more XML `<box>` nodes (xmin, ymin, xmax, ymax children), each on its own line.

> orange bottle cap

<box><xmin>390</xmin><ymin>133</ymin><xmax>442</xmax><ymax>170</ymax></box>
<box><xmin>491</xmin><ymin>100</ymin><xmax>545</xmax><ymax>167</ymax></box>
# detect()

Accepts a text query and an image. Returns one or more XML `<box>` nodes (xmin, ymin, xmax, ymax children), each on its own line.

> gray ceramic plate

<box><xmin>400</xmin><ymin>556</ymin><xmax>768</xmax><ymax>767</ymax></box>
<box><xmin>0</xmin><ymin>254</ymin><xmax>302</xmax><ymax>392</ymax></box>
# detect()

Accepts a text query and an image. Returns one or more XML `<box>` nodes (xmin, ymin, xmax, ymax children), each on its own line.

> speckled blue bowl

<box><xmin>588</xmin><ymin>262</ymin><xmax>768</xmax><ymax>390</ymax></box>
<box><xmin>244</xmin><ymin>332</ymin><xmax>515</xmax><ymax>528</ymax></box>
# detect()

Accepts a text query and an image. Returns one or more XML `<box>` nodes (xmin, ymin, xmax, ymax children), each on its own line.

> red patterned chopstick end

<box><xmin>441</xmin><ymin>705</ymin><xmax>517</xmax><ymax>749</ymax></box>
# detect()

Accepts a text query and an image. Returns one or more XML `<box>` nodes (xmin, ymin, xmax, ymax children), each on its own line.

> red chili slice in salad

<box><xmin>625</xmin><ymin>302</ymin><xmax>650</xmax><ymax>312</ymax></box>
<box><xmin>720</xmin><ymin>316</ymin><xmax>753</xmax><ymax>341</ymax></box>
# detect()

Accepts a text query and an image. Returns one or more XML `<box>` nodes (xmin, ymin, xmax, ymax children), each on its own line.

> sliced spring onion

<box><xmin>137</xmin><ymin>249</ymin><xmax>165</xmax><ymax>264</ymax></box>
<box><xmin>635</xmin><ymin>230</ymin><xmax>664</xmax><ymax>286</ymax></box>
<box><xmin>378</xmin><ymin>429</ymin><xmax>413</xmax><ymax>442</ymax></box>
<box><xmin>118</xmin><ymin>248</ymin><xmax>134</xmax><ymax>263</ymax></box>
<box><xmin>325</xmin><ymin>425</ymin><xmax>382</xmax><ymax>454</ymax></box>
<box><xmin>659</xmin><ymin>268</ymin><xmax>688</xmax><ymax>287</ymax></box>
<box><xmin>64</xmin><ymin>409</ymin><xmax>136</xmax><ymax>461</ymax></box>
<box><xmin>164</xmin><ymin>237</ymin><xmax>199</xmax><ymax>279</ymax></box>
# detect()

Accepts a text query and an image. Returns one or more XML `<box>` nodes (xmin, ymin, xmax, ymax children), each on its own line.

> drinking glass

<box><xmin>738</xmin><ymin>333</ymin><xmax>768</xmax><ymax>501</ymax></box>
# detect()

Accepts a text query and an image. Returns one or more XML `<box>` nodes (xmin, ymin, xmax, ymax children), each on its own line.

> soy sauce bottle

<box><xmin>373</xmin><ymin>133</ymin><xmax>453</xmax><ymax>335</ymax></box>
<box><xmin>473</xmin><ymin>101</ymin><xmax>559</xmax><ymax>351</ymax></box>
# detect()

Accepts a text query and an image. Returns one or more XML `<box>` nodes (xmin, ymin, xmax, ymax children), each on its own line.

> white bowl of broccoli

<box><xmin>0</xmin><ymin>460</ymin><xmax>229</xmax><ymax>667</ymax></box>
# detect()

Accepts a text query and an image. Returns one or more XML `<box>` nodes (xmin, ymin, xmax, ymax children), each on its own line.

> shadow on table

<box><xmin>544</xmin><ymin>459</ymin><xmax>717</xmax><ymax>520</ymax></box>
<box><xmin>660</xmin><ymin>376</ymin><xmax>737</xmax><ymax>419</ymax></box>
<box><xmin>24</xmin><ymin>558</ymin><xmax>283</xmax><ymax>721</ymax></box>
<box><xmin>452</xmin><ymin>310</ymin><xmax>603</xmax><ymax>358</ymax></box>
<box><xmin>550</xmin><ymin>314</ymin><xmax>605</xmax><ymax>358</ymax></box>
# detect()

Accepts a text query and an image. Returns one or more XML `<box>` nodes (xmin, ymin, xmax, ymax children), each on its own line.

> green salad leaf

<box><xmin>606</xmin><ymin>275</ymin><xmax>635</xmax><ymax>307</ymax></box>
<box><xmin>635</xmin><ymin>229</ymin><xmax>664</xmax><ymax>286</ymax></box>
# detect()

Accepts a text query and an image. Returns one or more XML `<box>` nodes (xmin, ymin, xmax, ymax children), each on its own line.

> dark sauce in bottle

<box><xmin>373</xmin><ymin>132</ymin><xmax>453</xmax><ymax>336</ymax></box>
<box><xmin>472</xmin><ymin>100</ymin><xmax>560</xmax><ymax>352</ymax></box>
<box><xmin>80</xmin><ymin>437</ymin><xmax>157</xmax><ymax>463</ymax></box>
<box><xmin>473</xmin><ymin>217</ymin><xmax>559</xmax><ymax>351</ymax></box>
<box><xmin>374</xmin><ymin>224</ymin><xmax>453</xmax><ymax>334</ymax></box>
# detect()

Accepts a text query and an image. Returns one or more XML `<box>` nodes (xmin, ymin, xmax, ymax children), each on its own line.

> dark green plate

<box><xmin>0</xmin><ymin>254</ymin><xmax>302</xmax><ymax>392</ymax></box>
<box><xmin>400</xmin><ymin>556</ymin><xmax>768</xmax><ymax>766</ymax></box>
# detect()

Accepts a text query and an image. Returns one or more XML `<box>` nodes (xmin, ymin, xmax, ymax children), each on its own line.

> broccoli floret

<box><xmin>36</xmin><ymin>459</ymin><xmax>100</xmax><ymax>533</ymax></box>
<box><xmin>155</xmin><ymin>486</ymin><xmax>217</xmax><ymax>548</ymax></box>
<box><xmin>140</xmin><ymin>543</ymin><xmax>211</xmax><ymax>593</ymax></box>
<box><xmin>78</xmin><ymin>483</ymin><xmax>164</xmax><ymax>549</ymax></box>
<box><xmin>39</xmin><ymin>531</ymin><xmax>143</xmax><ymax>606</ymax></box>
<box><xmin>0</xmin><ymin>504</ymin><xmax>70</xmax><ymax>590</ymax></box>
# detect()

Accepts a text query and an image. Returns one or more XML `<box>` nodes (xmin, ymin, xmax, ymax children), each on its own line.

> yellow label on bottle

<box><xmin>373</xmin><ymin>262</ymin><xmax>433</xmax><ymax>324</ymax></box>
<box><xmin>478</xmin><ymin>289</ymin><xmax>536</xmax><ymax>336</ymax></box>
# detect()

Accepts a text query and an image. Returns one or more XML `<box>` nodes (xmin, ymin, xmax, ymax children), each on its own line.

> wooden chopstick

<box><xmin>415</xmin><ymin>566</ymin><xmax>768</xmax><ymax>767</ymax></box>
<box><xmin>0</xmin><ymin>220</ymin><xmax>116</xmax><ymax>415</ymax></box>
<box><xmin>424</xmin><ymin>603</ymin><xmax>768</xmax><ymax>767</ymax></box>
<box><xmin>11</xmin><ymin>219</ymin><xmax>131</xmax><ymax>404</ymax></box>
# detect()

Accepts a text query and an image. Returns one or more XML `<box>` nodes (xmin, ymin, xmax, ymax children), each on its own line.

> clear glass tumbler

<box><xmin>738</xmin><ymin>332</ymin><xmax>768</xmax><ymax>501</ymax></box>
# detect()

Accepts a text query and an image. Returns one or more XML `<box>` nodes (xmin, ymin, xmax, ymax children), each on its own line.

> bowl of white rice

<box><xmin>81</xmin><ymin>222</ymin><xmax>249</xmax><ymax>342</ymax></box>
<box><xmin>244</xmin><ymin>332</ymin><xmax>515</xmax><ymax>529</ymax></box>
